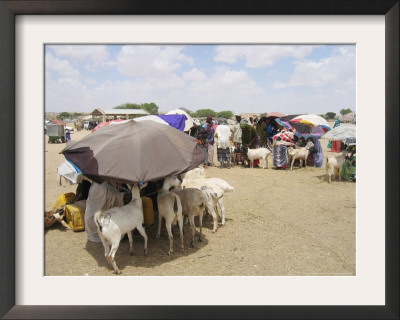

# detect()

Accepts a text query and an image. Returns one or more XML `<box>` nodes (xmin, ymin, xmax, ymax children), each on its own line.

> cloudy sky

<box><xmin>45</xmin><ymin>44</ymin><xmax>355</xmax><ymax>115</ymax></box>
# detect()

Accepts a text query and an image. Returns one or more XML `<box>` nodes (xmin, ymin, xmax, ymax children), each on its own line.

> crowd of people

<box><xmin>189</xmin><ymin>114</ymin><xmax>326</xmax><ymax>171</ymax></box>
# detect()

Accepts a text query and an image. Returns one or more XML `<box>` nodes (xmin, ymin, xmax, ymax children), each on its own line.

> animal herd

<box><xmin>95</xmin><ymin>147</ymin><xmax>351</xmax><ymax>274</ymax></box>
<box><xmin>95</xmin><ymin>167</ymin><xmax>234</xmax><ymax>274</ymax></box>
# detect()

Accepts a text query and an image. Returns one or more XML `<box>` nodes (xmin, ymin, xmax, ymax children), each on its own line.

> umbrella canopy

<box><xmin>291</xmin><ymin>114</ymin><xmax>331</xmax><ymax>130</ymax></box>
<box><xmin>92</xmin><ymin>116</ymin><xmax>170</xmax><ymax>132</ymax></box>
<box><xmin>165</xmin><ymin>109</ymin><xmax>195</xmax><ymax>131</ymax></box>
<box><xmin>266</xmin><ymin>111</ymin><xmax>286</xmax><ymax>119</ymax></box>
<box><xmin>157</xmin><ymin>114</ymin><xmax>187</xmax><ymax>131</ymax></box>
<box><xmin>275</xmin><ymin>114</ymin><xmax>331</xmax><ymax>139</ymax></box>
<box><xmin>322</xmin><ymin>123</ymin><xmax>356</xmax><ymax>141</ymax></box>
<box><xmin>92</xmin><ymin>119</ymin><xmax>124</xmax><ymax>132</ymax></box>
<box><xmin>61</xmin><ymin>120</ymin><xmax>206</xmax><ymax>184</ymax></box>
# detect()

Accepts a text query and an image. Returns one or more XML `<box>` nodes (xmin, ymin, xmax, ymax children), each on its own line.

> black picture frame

<box><xmin>0</xmin><ymin>1</ymin><xmax>398</xmax><ymax>319</ymax></box>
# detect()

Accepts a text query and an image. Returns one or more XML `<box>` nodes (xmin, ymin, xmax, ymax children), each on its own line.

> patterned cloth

<box><xmin>217</xmin><ymin>148</ymin><xmax>231</xmax><ymax>163</ymax></box>
<box><xmin>233</xmin><ymin>142</ymin><xmax>246</xmax><ymax>164</ymax></box>
<box><xmin>272</xmin><ymin>129</ymin><xmax>295</xmax><ymax>146</ymax></box>
<box><xmin>273</xmin><ymin>145</ymin><xmax>289</xmax><ymax>167</ymax></box>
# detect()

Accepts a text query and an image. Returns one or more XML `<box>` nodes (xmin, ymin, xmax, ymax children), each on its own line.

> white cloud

<box><xmin>214</xmin><ymin>45</ymin><xmax>314</xmax><ymax>67</ymax></box>
<box><xmin>272</xmin><ymin>47</ymin><xmax>355</xmax><ymax>90</ymax></box>
<box><xmin>116</xmin><ymin>45</ymin><xmax>194</xmax><ymax>78</ymax></box>
<box><xmin>45</xmin><ymin>52</ymin><xmax>81</xmax><ymax>79</ymax></box>
<box><xmin>49</xmin><ymin>45</ymin><xmax>110</xmax><ymax>64</ymax></box>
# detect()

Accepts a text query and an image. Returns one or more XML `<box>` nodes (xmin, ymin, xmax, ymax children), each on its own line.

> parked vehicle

<box><xmin>46</xmin><ymin>124</ymin><xmax>66</xmax><ymax>143</ymax></box>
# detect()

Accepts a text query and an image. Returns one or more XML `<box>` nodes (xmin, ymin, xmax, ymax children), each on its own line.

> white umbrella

<box><xmin>322</xmin><ymin>124</ymin><xmax>356</xmax><ymax>141</ymax></box>
<box><xmin>291</xmin><ymin>113</ymin><xmax>331</xmax><ymax>128</ymax></box>
<box><xmin>166</xmin><ymin>109</ymin><xmax>194</xmax><ymax>131</ymax></box>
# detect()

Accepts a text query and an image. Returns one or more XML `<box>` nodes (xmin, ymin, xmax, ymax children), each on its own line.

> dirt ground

<box><xmin>44</xmin><ymin>126</ymin><xmax>356</xmax><ymax>276</ymax></box>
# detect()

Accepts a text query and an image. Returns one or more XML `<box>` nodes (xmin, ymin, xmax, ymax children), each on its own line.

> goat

<box><xmin>181</xmin><ymin>178</ymin><xmax>225</xmax><ymax>232</ymax></box>
<box><xmin>246</xmin><ymin>147</ymin><xmax>272</xmax><ymax>169</ymax></box>
<box><xmin>287</xmin><ymin>140</ymin><xmax>314</xmax><ymax>171</ymax></box>
<box><xmin>326</xmin><ymin>151</ymin><xmax>347</xmax><ymax>183</ymax></box>
<box><xmin>156</xmin><ymin>175</ymin><xmax>184</xmax><ymax>255</ymax></box>
<box><xmin>94</xmin><ymin>183</ymin><xmax>148</xmax><ymax>275</ymax></box>
<box><xmin>181</xmin><ymin>171</ymin><xmax>234</xmax><ymax>229</ymax></box>
<box><xmin>171</xmin><ymin>188</ymin><xmax>206</xmax><ymax>248</ymax></box>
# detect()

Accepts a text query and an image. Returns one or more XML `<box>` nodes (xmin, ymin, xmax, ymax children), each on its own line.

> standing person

<box><xmin>65</xmin><ymin>129</ymin><xmax>71</xmax><ymax>141</ymax></box>
<box><xmin>309</xmin><ymin>136</ymin><xmax>324</xmax><ymax>167</ymax></box>
<box><xmin>84</xmin><ymin>181</ymin><xmax>128</xmax><ymax>242</ymax></box>
<box><xmin>205</xmin><ymin>116</ymin><xmax>215</xmax><ymax>167</ymax></box>
<box><xmin>272</xmin><ymin>128</ymin><xmax>295</xmax><ymax>170</ymax></box>
<box><xmin>232</xmin><ymin>114</ymin><xmax>245</xmax><ymax>166</ymax></box>
<box><xmin>190</xmin><ymin>123</ymin><xmax>209</xmax><ymax>167</ymax></box>
<box><xmin>215</xmin><ymin>118</ymin><xmax>232</xmax><ymax>169</ymax></box>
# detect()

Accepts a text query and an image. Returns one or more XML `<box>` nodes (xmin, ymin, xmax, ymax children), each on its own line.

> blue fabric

<box><xmin>157</xmin><ymin>114</ymin><xmax>187</xmax><ymax>131</ymax></box>
<box><xmin>310</xmin><ymin>137</ymin><xmax>324</xmax><ymax>168</ymax></box>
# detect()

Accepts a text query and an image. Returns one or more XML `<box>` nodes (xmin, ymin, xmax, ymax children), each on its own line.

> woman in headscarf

<box><xmin>310</xmin><ymin>136</ymin><xmax>324</xmax><ymax>167</ymax></box>
<box><xmin>272</xmin><ymin>128</ymin><xmax>295</xmax><ymax>169</ymax></box>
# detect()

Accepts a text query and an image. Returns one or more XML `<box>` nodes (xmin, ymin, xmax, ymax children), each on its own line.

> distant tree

<box><xmin>195</xmin><ymin>109</ymin><xmax>217</xmax><ymax>118</ymax></box>
<box><xmin>340</xmin><ymin>108</ymin><xmax>352</xmax><ymax>115</ymax></box>
<box><xmin>114</xmin><ymin>102</ymin><xmax>159</xmax><ymax>115</ymax></box>
<box><xmin>325</xmin><ymin>112</ymin><xmax>336</xmax><ymax>120</ymax></box>
<box><xmin>260</xmin><ymin>112</ymin><xmax>268</xmax><ymax>117</ymax></box>
<box><xmin>72</xmin><ymin>112</ymin><xmax>84</xmax><ymax>118</ymax></box>
<box><xmin>217</xmin><ymin>111</ymin><xmax>234</xmax><ymax>119</ymax></box>
<box><xmin>141</xmin><ymin>102</ymin><xmax>159</xmax><ymax>115</ymax></box>
<box><xmin>57</xmin><ymin>112</ymin><xmax>71</xmax><ymax>120</ymax></box>
<box><xmin>114</xmin><ymin>103</ymin><xmax>141</xmax><ymax>109</ymax></box>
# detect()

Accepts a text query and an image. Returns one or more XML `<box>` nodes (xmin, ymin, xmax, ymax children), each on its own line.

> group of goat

<box><xmin>95</xmin><ymin>167</ymin><xmax>234</xmax><ymax>274</ymax></box>
<box><xmin>243</xmin><ymin>140</ymin><xmax>315</xmax><ymax>171</ymax></box>
<box><xmin>245</xmin><ymin>141</ymin><xmax>349</xmax><ymax>184</ymax></box>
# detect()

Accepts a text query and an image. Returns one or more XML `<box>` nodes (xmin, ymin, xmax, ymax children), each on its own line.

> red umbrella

<box><xmin>92</xmin><ymin>119</ymin><xmax>124</xmax><ymax>132</ymax></box>
<box><xmin>267</xmin><ymin>112</ymin><xmax>286</xmax><ymax>119</ymax></box>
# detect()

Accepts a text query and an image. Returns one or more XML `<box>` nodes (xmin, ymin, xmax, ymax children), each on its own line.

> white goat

<box><xmin>181</xmin><ymin>170</ymin><xmax>234</xmax><ymax>229</ymax></box>
<box><xmin>287</xmin><ymin>140</ymin><xmax>314</xmax><ymax>171</ymax></box>
<box><xmin>181</xmin><ymin>179</ymin><xmax>225</xmax><ymax>232</ymax></box>
<box><xmin>156</xmin><ymin>176</ymin><xmax>184</xmax><ymax>255</ymax></box>
<box><xmin>246</xmin><ymin>147</ymin><xmax>272</xmax><ymax>169</ymax></box>
<box><xmin>171</xmin><ymin>188</ymin><xmax>206</xmax><ymax>248</ymax></box>
<box><xmin>95</xmin><ymin>183</ymin><xmax>148</xmax><ymax>275</ymax></box>
<box><xmin>326</xmin><ymin>151</ymin><xmax>347</xmax><ymax>183</ymax></box>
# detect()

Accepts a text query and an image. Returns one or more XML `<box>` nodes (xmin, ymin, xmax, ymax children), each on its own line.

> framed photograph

<box><xmin>1</xmin><ymin>0</ymin><xmax>398</xmax><ymax>319</ymax></box>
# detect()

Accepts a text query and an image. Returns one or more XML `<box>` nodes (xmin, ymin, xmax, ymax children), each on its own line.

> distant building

<box><xmin>91</xmin><ymin>108</ymin><xmax>149</xmax><ymax>123</ymax></box>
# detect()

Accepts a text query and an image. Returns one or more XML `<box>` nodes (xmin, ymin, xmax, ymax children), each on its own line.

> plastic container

<box><xmin>65</xmin><ymin>204</ymin><xmax>85</xmax><ymax>232</ymax></box>
<box><xmin>141</xmin><ymin>197</ymin><xmax>154</xmax><ymax>227</ymax></box>
<box><xmin>52</xmin><ymin>192</ymin><xmax>75</xmax><ymax>212</ymax></box>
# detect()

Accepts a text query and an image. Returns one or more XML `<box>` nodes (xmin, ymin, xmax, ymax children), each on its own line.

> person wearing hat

<box><xmin>205</xmin><ymin>116</ymin><xmax>215</xmax><ymax>167</ymax></box>
<box><xmin>232</xmin><ymin>114</ymin><xmax>245</xmax><ymax>166</ymax></box>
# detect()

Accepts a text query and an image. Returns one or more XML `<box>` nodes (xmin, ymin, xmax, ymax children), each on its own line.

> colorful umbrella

<box><xmin>275</xmin><ymin>114</ymin><xmax>331</xmax><ymax>139</ymax></box>
<box><xmin>322</xmin><ymin>124</ymin><xmax>356</xmax><ymax>141</ymax></box>
<box><xmin>61</xmin><ymin>120</ymin><xmax>206</xmax><ymax>184</ymax></box>
<box><xmin>291</xmin><ymin>114</ymin><xmax>331</xmax><ymax>131</ymax></box>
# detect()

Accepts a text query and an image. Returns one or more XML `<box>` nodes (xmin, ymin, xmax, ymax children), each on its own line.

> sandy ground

<box><xmin>45</xmin><ymin>126</ymin><xmax>356</xmax><ymax>276</ymax></box>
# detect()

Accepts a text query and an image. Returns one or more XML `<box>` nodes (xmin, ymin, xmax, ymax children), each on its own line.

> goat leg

<box><xmin>127</xmin><ymin>231</ymin><xmax>134</xmax><ymax>256</ymax></box>
<box><xmin>198</xmin><ymin>213</ymin><xmax>203</xmax><ymax>242</ymax></box>
<box><xmin>178</xmin><ymin>214</ymin><xmax>184</xmax><ymax>251</ymax></box>
<box><xmin>136</xmin><ymin>224</ymin><xmax>148</xmax><ymax>256</ymax></box>
<box><xmin>189</xmin><ymin>215</ymin><xmax>195</xmax><ymax>248</ymax></box>
<box><xmin>166</xmin><ymin>223</ymin><xmax>174</xmax><ymax>255</ymax></box>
